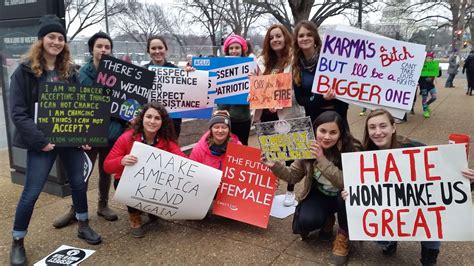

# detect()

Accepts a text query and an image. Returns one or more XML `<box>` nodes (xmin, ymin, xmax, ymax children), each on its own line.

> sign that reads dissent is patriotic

<box><xmin>213</xmin><ymin>143</ymin><xmax>277</xmax><ymax>228</ymax></box>
<box><xmin>342</xmin><ymin>144</ymin><xmax>474</xmax><ymax>241</ymax></box>
<box><xmin>312</xmin><ymin>28</ymin><xmax>426</xmax><ymax>112</ymax></box>
<box><xmin>114</xmin><ymin>142</ymin><xmax>222</xmax><ymax>220</ymax></box>
<box><xmin>148</xmin><ymin>66</ymin><xmax>209</xmax><ymax>118</ymax></box>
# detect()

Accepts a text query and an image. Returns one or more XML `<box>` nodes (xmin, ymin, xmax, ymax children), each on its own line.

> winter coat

<box><xmin>253</xmin><ymin>56</ymin><xmax>305</xmax><ymax>122</ymax></box>
<box><xmin>447</xmin><ymin>56</ymin><xmax>459</xmax><ymax>75</ymax></box>
<box><xmin>9</xmin><ymin>61</ymin><xmax>78</xmax><ymax>151</ymax></box>
<box><xmin>189</xmin><ymin>131</ymin><xmax>241</xmax><ymax>170</ymax></box>
<box><xmin>104</xmin><ymin>129</ymin><xmax>186</xmax><ymax>180</ymax></box>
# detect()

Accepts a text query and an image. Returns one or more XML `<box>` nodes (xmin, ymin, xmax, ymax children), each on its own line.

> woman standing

<box><xmin>217</xmin><ymin>34</ymin><xmax>252</xmax><ymax>145</ymax></box>
<box><xmin>104</xmin><ymin>102</ymin><xmax>186</xmax><ymax>238</ymax></box>
<box><xmin>255</xmin><ymin>24</ymin><xmax>305</xmax><ymax>206</ymax></box>
<box><xmin>9</xmin><ymin>15</ymin><xmax>101</xmax><ymax>265</ymax></box>
<box><xmin>143</xmin><ymin>36</ymin><xmax>183</xmax><ymax>138</ymax></box>
<box><xmin>190</xmin><ymin>110</ymin><xmax>241</xmax><ymax>170</ymax></box>
<box><xmin>292</xmin><ymin>21</ymin><xmax>348</xmax><ymax>123</ymax></box>
<box><xmin>262</xmin><ymin>111</ymin><xmax>361</xmax><ymax>265</ymax></box>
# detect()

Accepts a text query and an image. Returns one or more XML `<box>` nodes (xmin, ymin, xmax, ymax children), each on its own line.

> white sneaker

<box><xmin>283</xmin><ymin>191</ymin><xmax>296</xmax><ymax>207</ymax></box>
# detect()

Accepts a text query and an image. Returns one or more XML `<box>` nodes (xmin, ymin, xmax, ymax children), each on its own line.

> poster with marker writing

<box><xmin>342</xmin><ymin>144</ymin><xmax>473</xmax><ymax>241</ymax></box>
<box><xmin>249</xmin><ymin>73</ymin><xmax>293</xmax><ymax>109</ymax></box>
<box><xmin>313</xmin><ymin>27</ymin><xmax>426</xmax><ymax>113</ymax></box>
<box><xmin>113</xmin><ymin>142</ymin><xmax>222</xmax><ymax>220</ymax></box>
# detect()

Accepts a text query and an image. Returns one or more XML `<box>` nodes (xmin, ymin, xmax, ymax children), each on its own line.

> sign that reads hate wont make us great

<box><xmin>213</xmin><ymin>143</ymin><xmax>277</xmax><ymax>228</ymax></box>
<box><xmin>148</xmin><ymin>66</ymin><xmax>209</xmax><ymax>118</ymax></box>
<box><xmin>342</xmin><ymin>144</ymin><xmax>474</xmax><ymax>241</ymax></box>
<box><xmin>256</xmin><ymin>117</ymin><xmax>315</xmax><ymax>161</ymax></box>
<box><xmin>96</xmin><ymin>55</ymin><xmax>154</xmax><ymax>121</ymax></box>
<box><xmin>37</xmin><ymin>82</ymin><xmax>110</xmax><ymax>147</ymax></box>
<box><xmin>113</xmin><ymin>142</ymin><xmax>222</xmax><ymax>220</ymax></box>
<box><xmin>312</xmin><ymin>27</ymin><xmax>426</xmax><ymax>111</ymax></box>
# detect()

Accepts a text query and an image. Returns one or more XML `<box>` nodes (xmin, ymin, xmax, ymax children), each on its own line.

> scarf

<box><xmin>299</xmin><ymin>51</ymin><xmax>319</xmax><ymax>72</ymax></box>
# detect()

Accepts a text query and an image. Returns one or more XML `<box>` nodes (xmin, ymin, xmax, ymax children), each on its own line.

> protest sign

<box><xmin>148</xmin><ymin>65</ymin><xmax>209</xmax><ymax>118</ymax></box>
<box><xmin>96</xmin><ymin>55</ymin><xmax>154</xmax><ymax>121</ymax></box>
<box><xmin>249</xmin><ymin>72</ymin><xmax>292</xmax><ymax>109</ymax></box>
<box><xmin>256</xmin><ymin>117</ymin><xmax>315</xmax><ymax>161</ymax></box>
<box><xmin>213</xmin><ymin>143</ymin><xmax>277</xmax><ymax>228</ymax></box>
<box><xmin>342</xmin><ymin>144</ymin><xmax>473</xmax><ymax>241</ymax></box>
<box><xmin>312</xmin><ymin>27</ymin><xmax>426</xmax><ymax>112</ymax></box>
<box><xmin>421</xmin><ymin>60</ymin><xmax>440</xmax><ymax>77</ymax></box>
<box><xmin>36</xmin><ymin>82</ymin><xmax>110</xmax><ymax>147</ymax></box>
<box><xmin>113</xmin><ymin>142</ymin><xmax>222</xmax><ymax>220</ymax></box>
<box><xmin>34</xmin><ymin>245</ymin><xmax>95</xmax><ymax>266</ymax></box>
<box><xmin>193</xmin><ymin>57</ymin><xmax>256</xmax><ymax>104</ymax></box>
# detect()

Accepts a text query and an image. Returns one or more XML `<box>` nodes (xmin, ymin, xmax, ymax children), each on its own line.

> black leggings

<box><xmin>231</xmin><ymin>120</ymin><xmax>251</xmax><ymax>145</ymax></box>
<box><xmin>292</xmin><ymin>185</ymin><xmax>348</xmax><ymax>234</ymax></box>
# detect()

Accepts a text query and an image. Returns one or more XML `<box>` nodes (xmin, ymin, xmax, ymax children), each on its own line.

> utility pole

<box><xmin>105</xmin><ymin>0</ymin><xmax>109</xmax><ymax>34</ymax></box>
<box><xmin>358</xmin><ymin>0</ymin><xmax>362</xmax><ymax>29</ymax></box>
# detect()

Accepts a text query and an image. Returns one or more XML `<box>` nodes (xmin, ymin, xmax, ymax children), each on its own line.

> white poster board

<box><xmin>34</xmin><ymin>245</ymin><xmax>95</xmax><ymax>265</ymax></box>
<box><xmin>342</xmin><ymin>144</ymin><xmax>473</xmax><ymax>241</ymax></box>
<box><xmin>113</xmin><ymin>142</ymin><xmax>222</xmax><ymax>220</ymax></box>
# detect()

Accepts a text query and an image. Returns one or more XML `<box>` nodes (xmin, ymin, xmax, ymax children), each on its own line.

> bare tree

<box><xmin>65</xmin><ymin>0</ymin><xmax>126</xmax><ymax>41</ymax></box>
<box><xmin>216</xmin><ymin>0</ymin><xmax>266</xmax><ymax>38</ymax></box>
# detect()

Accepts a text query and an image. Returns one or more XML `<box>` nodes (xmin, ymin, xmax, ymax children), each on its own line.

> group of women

<box><xmin>8</xmin><ymin>14</ymin><xmax>474</xmax><ymax>266</ymax></box>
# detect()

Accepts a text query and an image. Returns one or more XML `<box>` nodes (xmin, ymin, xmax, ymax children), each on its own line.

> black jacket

<box><xmin>9</xmin><ymin>61</ymin><xmax>78</xmax><ymax>151</ymax></box>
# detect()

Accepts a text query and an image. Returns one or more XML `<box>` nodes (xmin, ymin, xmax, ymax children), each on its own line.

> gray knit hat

<box><xmin>209</xmin><ymin>111</ymin><xmax>231</xmax><ymax>129</ymax></box>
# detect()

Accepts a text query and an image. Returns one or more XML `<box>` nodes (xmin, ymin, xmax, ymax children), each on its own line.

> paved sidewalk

<box><xmin>1</xmin><ymin>78</ymin><xmax>473</xmax><ymax>265</ymax></box>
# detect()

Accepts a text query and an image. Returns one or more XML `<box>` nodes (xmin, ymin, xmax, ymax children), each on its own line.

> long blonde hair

<box><xmin>22</xmin><ymin>38</ymin><xmax>73</xmax><ymax>80</ymax></box>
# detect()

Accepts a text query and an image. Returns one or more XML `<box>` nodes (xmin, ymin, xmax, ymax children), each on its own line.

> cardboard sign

<box><xmin>148</xmin><ymin>65</ymin><xmax>209</xmax><ymax>118</ymax></box>
<box><xmin>256</xmin><ymin>117</ymin><xmax>315</xmax><ymax>161</ymax></box>
<box><xmin>312</xmin><ymin>27</ymin><xmax>426</xmax><ymax>112</ymax></box>
<box><xmin>421</xmin><ymin>60</ymin><xmax>440</xmax><ymax>77</ymax></box>
<box><xmin>36</xmin><ymin>82</ymin><xmax>110</xmax><ymax>147</ymax></box>
<box><xmin>113</xmin><ymin>142</ymin><xmax>222</xmax><ymax>220</ymax></box>
<box><xmin>342</xmin><ymin>144</ymin><xmax>474</xmax><ymax>241</ymax></box>
<box><xmin>213</xmin><ymin>143</ymin><xmax>278</xmax><ymax>228</ymax></box>
<box><xmin>96</xmin><ymin>55</ymin><xmax>154</xmax><ymax>121</ymax></box>
<box><xmin>249</xmin><ymin>72</ymin><xmax>292</xmax><ymax>109</ymax></box>
<box><xmin>193</xmin><ymin>57</ymin><xmax>256</xmax><ymax>104</ymax></box>
<box><xmin>34</xmin><ymin>245</ymin><xmax>95</xmax><ymax>265</ymax></box>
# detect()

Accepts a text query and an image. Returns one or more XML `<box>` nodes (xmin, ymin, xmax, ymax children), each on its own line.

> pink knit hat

<box><xmin>223</xmin><ymin>33</ymin><xmax>248</xmax><ymax>54</ymax></box>
<box><xmin>426</xmin><ymin>52</ymin><xmax>435</xmax><ymax>59</ymax></box>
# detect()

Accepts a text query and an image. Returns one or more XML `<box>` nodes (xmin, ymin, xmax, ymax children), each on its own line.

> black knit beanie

<box><xmin>37</xmin><ymin>15</ymin><xmax>67</xmax><ymax>42</ymax></box>
<box><xmin>209</xmin><ymin>111</ymin><xmax>231</xmax><ymax>129</ymax></box>
<box><xmin>87</xmin><ymin>31</ymin><xmax>114</xmax><ymax>55</ymax></box>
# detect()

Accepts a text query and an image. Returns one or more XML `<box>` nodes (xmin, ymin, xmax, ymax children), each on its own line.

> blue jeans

<box><xmin>12</xmin><ymin>148</ymin><xmax>88</xmax><ymax>237</ymax></box>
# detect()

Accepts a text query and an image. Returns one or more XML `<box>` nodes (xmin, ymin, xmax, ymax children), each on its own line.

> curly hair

<box><xmin>131</xmin><ymin>102</ymin><xmax>176</xmax><ymax>142</ymax></box>
<box><xmin>22</xmin><ymin>38</ymin><xmax>73</xmax><ymax>80</ymax></box>
<box><xmin>291</xmin><ymin>21</ymin><xmax>322</xmax><ymax>86</ymax></box>
<box><xmin>260</xmin><ymin>24</ymin><xmax>293</xmax><ymax>75</ymax></box>
<box><xmin>312</xmin><ymin>111</ymin><xmax>361</xmax><ymax>169</ymax></box>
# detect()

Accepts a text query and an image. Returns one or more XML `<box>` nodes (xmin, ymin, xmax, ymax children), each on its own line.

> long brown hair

<box><xmin>22</xmin><ymin>38</ymin><xmax>73</xmax><ymax>80</ymax></box>
<box><xmin>362</xmin><ymin>109</ymin><xmax>399</xmax><ymax>151</ymax></box>
<box><xmin>132</xmin><ymin>102</ymin><xmax>177</xmax><ymax>142</ymax></box>
<box><xmin>291</xmin><ymin>20</ymin><xmax>322</xmax><ymax>86</ymax></box>
<box><xmin>261</xmin><ymin>24</ymin><xmax>293</xmax><ymax>75</ymax></box>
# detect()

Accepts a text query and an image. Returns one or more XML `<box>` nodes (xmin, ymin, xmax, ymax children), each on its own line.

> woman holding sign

<box><xmin>361</xmin><ymin>109</ymin><xmax>441</xmax><ymax>264</ymax></box>
<box><xmin>261</xmin><ymin>111</ymin><xmax>361</xmax><ymax>265</ymax></box>
<box><xmin>255</xmin><ymin>24</ymin><xmax>306</xmax><ymax>207</ymax></box>
<box><xmin>190</xmin><ymin>110</ymin><xmax>241</xmax><ymax>170</ymax></box>
<box><xmin>104</xmin><ymin>102</ymin><xmax>186</xmax><ymax>238</ymax></box>
<box><xmin>291</xmin><ymin>21</ymin><xmax>349</xmax><ymax>124</ymax></box>
<box><xmin>143</xmin><ymin>36</ymin><xmax>183</xmax><ymax>138</ymax></box>
<box><xmin>9</xmin><ymin>15</ymin><xmax>102</xmax><ymax>265</ymax></box>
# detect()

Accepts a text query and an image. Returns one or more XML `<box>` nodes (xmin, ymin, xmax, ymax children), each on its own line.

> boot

<box><xmin>330</xmin><ymin>232</ymin><xmax>349</xmax><ymax>265</ymax></box>
<box><xmin>420</xmin><ymin>246</ymin><xmax>439</xmax><ymax>266</ymax></box>
<box><xmin>129</xmin><ymin>212</ymin><xmax>145</xmax><ymax>238</ymax></box>
<box><xmin>97</xmin><ymin>200</ymin><xmax>118</xmax><ymax>221</ymax></box>
<box><xmin>77</xmin><ymin>220</ymin><xmax>102</xmax><ymax>245</ymax></box>
<box><xmin>319</xmin><ymin>214</ymin><xmax>336</xmax><ymax>241</ymax></box>
<box><xmin>382</xmin><ymin>241</ymin><xmax>398</xmax><ymax>255</ymax></box>
<box><xmin>10</xmin><ymin>237</ymin><xmax>27</xmax><ymax>266</ymax></box>
<box><xmin>52</xmin><ymin>205</ymin><xmax>77</xmax><ymax>229</ymax></box>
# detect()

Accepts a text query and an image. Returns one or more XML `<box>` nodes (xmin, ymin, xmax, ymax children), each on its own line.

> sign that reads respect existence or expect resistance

<box><xmin>36</xmin><ymin>82</ymin><xmax>110</xmax><ymax>147</ymax></box>
<box><xmin>256</xmin><ymin>117</ymin><xmax>315</xmax><ymax>161</ymax></box>
<box><xmin>96</xmin><ymin>55</ymin><xmax>154</xmax><ymax>121</ymax></box>
<box><xmin>342</xmin><ymin>144</ymin><xmax>474</xmax><ymax>241</ymax></box>
<box><xmin>114</xmin><ymin>142</ymin><xmax>222</xmax><ymax>220</ymax></box>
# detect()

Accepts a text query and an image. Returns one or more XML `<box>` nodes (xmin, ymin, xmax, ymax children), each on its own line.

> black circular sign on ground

<box><xmin>45</xmin><ymin>248</ymin><xmax>86</xmax><ymax>265</ymax></box>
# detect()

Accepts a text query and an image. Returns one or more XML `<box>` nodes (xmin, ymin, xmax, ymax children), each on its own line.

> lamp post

<box><xmin>429</xmin><ymin>32</ymin><xmax>435</xmax><ymax>51</ymax></box>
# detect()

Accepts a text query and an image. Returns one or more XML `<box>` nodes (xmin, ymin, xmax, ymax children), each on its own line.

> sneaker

<box><xmin>423</xmin><ymin>110</ymin><xmax>430</xmax><ymax>118</ymax></box>
<box><xmin>330</xmin><ymin>232</ymin><xmax>349</xmax><ymax>265</ymax></box>
<box><xmin>359</xmin><ymin>111</ymin><xmax>366</xmax><ymax>116</ymax></box>
<box><xmin>426</xmin><ymin>106</ymin><xmax>431</xmax><ymax>113</ymax></box>
<box><xmin>283</xmin><ymin>191</ymin><xmax>296</xmax><ymax>207</ymax></box>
